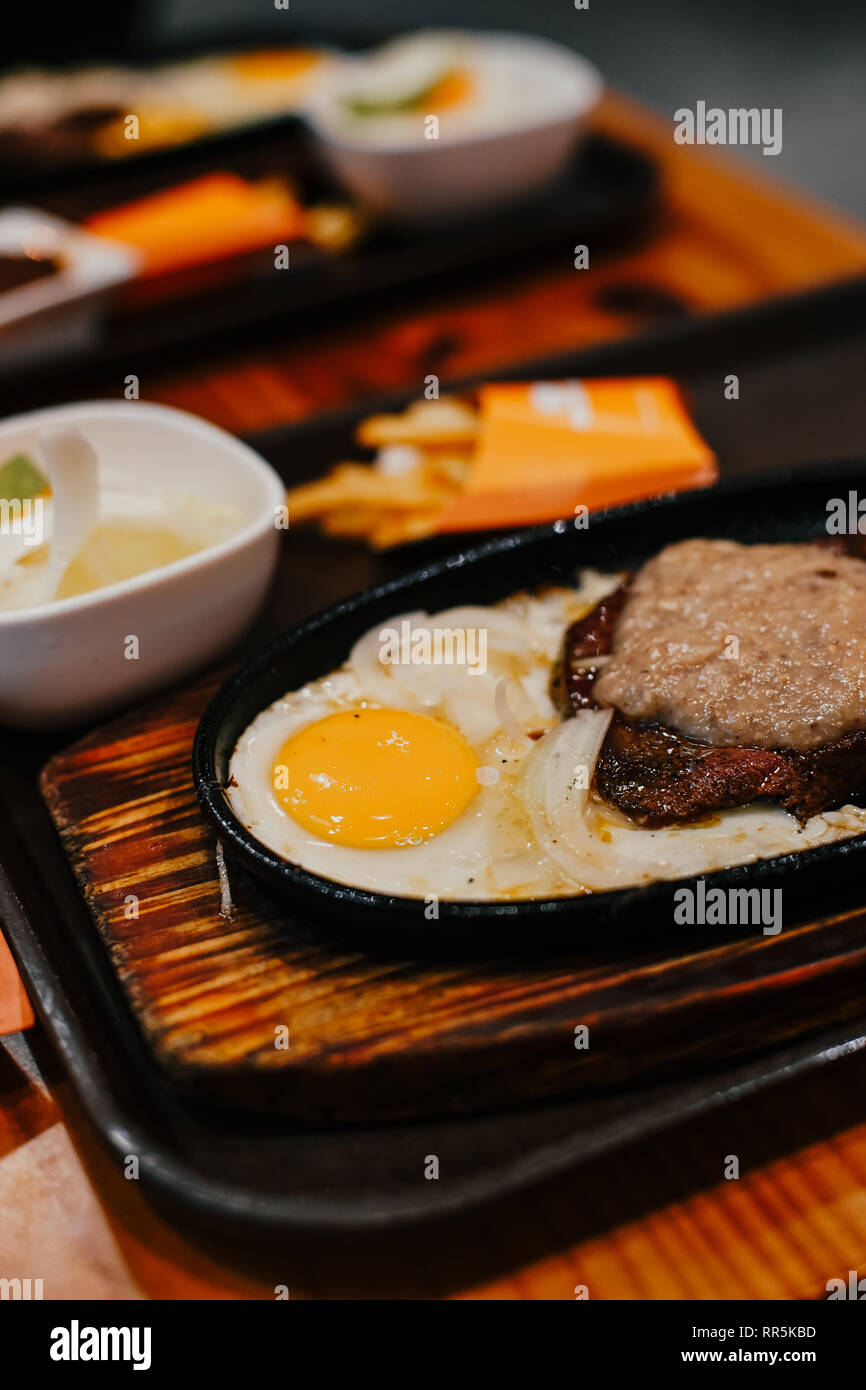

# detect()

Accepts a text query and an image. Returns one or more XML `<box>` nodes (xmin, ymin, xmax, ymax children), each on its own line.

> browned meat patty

<box><xmin>555</xmin><ymin>577</ymin><xmax>866</xmax><ymax>828</ymax></box>
<box><xmin>593</xmin><ymin>540</ymin><xmax>866</xmax><ymax>751</ymax></box>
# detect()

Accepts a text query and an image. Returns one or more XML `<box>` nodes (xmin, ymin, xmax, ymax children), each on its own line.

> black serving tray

<box><xmin>0</xmin><ymin>128</ymin><xmax>657</xmax><ymax>407</ymax></box>
<box><xmin>2</xmin><ymin>277</ymin><xmax>866</xmax><ymax>1233</ymax></box>
<box><xmin>2</xmin><ymin>827</ymin><xmax>866</xmax><ymax>1238</ymax></box>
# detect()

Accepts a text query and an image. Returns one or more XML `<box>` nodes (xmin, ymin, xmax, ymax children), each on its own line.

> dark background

<box><xmin>9</xmin><ymin>0</ymin><xmax>863</xmax><ymax>216</ymax></box>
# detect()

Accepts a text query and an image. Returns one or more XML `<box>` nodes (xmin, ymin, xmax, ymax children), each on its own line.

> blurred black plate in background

<box><xmin>0</xmin><ymin>133</ymin><xmax>657</xmax><ymax>407</ymax></box>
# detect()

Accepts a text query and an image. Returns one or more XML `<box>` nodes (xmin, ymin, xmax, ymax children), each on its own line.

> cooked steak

<box><xmin>551</xmin><ymin>580</ymin><xmax>631</xmax><ymax>713</ymax></box>
<box><xmin>556</xmin><ymin>560</ymin><xmax>866</xmax><ymax>828</ymax></box>
<box><xmin>593</xmin><ymin>718</ymin><xmax>790</xmax><ymax>826</ymax></box>
<box><xmin>593</xmin><ymin>717</ymin><xmax>866</xmax><ymax>827</ymax></box>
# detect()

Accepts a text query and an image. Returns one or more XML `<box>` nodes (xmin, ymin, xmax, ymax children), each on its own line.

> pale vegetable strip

<box><xmin>284</xmin><ymin>396</ymin><xmax>477</xmax><ymax>548</ymax></box>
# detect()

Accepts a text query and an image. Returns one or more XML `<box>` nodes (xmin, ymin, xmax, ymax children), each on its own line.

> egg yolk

<box><xmin>230</xmin><ymin>50</ymin><xmax>320</xmax><ymax>82</ymax></box>
<box><xmin>272</xmin><ymin>707</ymin><xmax>479</xmax><ymax>849</ymax></box>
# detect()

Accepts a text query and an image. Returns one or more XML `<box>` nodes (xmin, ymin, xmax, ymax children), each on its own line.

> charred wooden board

<box><xmin>40</xmin><ymin>672</ymin><xmax>866</xmax><ymax>1124</ymax></box>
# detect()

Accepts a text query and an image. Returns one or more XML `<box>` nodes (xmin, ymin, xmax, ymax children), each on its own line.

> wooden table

<box><xmin>3</xmin><ymin>92</ymin><xmax>866</xmax><ymax>1301</ymax></box>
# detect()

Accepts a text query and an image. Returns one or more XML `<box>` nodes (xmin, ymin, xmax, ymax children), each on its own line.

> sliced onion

<box><xmin>349</xmin><ymin>610</ymin><xmax>429</xmax><ymax>708</ymax></box>
<box><xmin>568</xmin><ymin>653</ymin><xmax>611</xmax><ymax>671</ymax></box>
<box><xmin>575</xmin><ymin>569</ymin><xmax>627</xmax><ymax>609</ymax></box>
<box><xmin>520</xmin><ymin>710</ymin><xmax>809</xmax><ymax>892</ymax></box>
<box><xmin>519</xmin><ymin>711</ymin><xmax>626</xmax><ymax>891</ymax></box>
<box><xmin>440</xmin><ymin>668</ymin><xmax>501</xmax><ymax>743</ymax></box>
<box><xmin>384</xmin><ymin>649</ymin><xmax>443</xmax><ymax>708</ymax></box>
<box><xmin>432</xmin><ymin>605</ymin><xmax>529</xmax><ymax>654</ymax></box>
<box><xmin>494</xmin><ymin>678</ymin><xmax>533</xmax><ymax>745</ymax></box>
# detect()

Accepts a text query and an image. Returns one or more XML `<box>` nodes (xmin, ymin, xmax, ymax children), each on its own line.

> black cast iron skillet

<box><xmin>193</xmin><ymin>459</ymin><xmax>866</xmax><ymax>952</ymax></box>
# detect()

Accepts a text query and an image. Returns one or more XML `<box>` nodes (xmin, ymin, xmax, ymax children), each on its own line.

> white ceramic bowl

<box><xmin>306</xmin><ymin>33</ymin><xmax>603</xmax><ymax>221</ymax></box>
<box><xmin>0</xmin><ymin>401</ymin><xmax>285</xmax><ymax>729</ymax></box>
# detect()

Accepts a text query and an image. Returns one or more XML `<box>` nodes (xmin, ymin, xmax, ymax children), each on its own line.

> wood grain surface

<box><xmin>38</xmin><ymin>667</ymin><xmax>866</xmax><ymax>1123</ymax></box>
<box><xmin>3</xmin><ymin>89</ymin><xmax>866</xmax><ymax>1298</ymax></box>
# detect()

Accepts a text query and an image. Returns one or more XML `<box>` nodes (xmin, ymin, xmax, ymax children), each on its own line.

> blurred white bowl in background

<box><xmin>306</xmin><ymin>32</ymin><xmax>604</xmax><ymax>222</ymax></box>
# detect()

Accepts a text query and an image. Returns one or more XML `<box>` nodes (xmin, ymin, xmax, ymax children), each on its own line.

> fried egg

<box><xmin>227</xmin><ymin>584</ymin><xmax>609</xmax><ymax>899</ymax></box>
<box><xmin>227</xmin><ymin>575</ymin><xmax>866</xmax><ymax>902</ymax></box>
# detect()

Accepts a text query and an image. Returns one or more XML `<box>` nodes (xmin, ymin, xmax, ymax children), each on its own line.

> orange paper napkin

<box><xmin>85</xmin><ymin>173</ymin><xmax>309</xmax><ymax>279</ymax></box>
<box><xmin>436</xmin><ymin>376</ymin><xmax>717</xmax><ymax>532</ymax></box>
<box><xmin>0</xmin><ymin>928</ymin><xmax>33</xmax><ymax>1035</ymax></box>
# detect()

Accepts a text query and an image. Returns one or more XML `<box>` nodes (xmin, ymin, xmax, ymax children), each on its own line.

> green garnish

<box><xmin>0</xmin><ymin>453</ymin><xmax>49</xmax><ymax>502</ymax></box>
<box><xmin>342</xmin><ymin>73</ymin><xmax>451</xmax><ymax>118</ymax></box>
